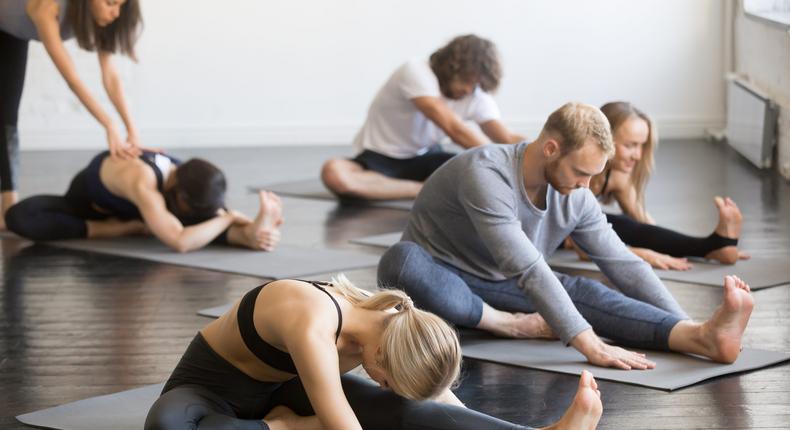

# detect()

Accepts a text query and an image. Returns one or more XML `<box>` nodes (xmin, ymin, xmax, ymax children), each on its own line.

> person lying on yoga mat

<box><xmin>4</xmin><ymin>150</ymin><xmax>283</xmax><ymax>253</ymax></box>
<box><xmin>145</xmin><ymin>276</ymin><xmax>604</xmax><ymax>430</ymax></box>
<box><xmin>1</xmin><ymin>0</ymin><xmax>144</xmax><ymax>229</ymax></box>
<box><xmin>563</xmin><ymin>101</ymin><xmax>749</xmax><ymax>270</ymax></box>
<box><xmin>321</xmin><ymin>34</ymin><xmax>524</xmax><ymax>201</ymax></box>
<box><xmin>378</xmin><ymin>102</ymin><xmax>755</xmax><ymax>370</ymax></box>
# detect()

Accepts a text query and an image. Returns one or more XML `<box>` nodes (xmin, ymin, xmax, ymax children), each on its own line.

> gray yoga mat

<box><xmin>45</xmin><ymin>237</ymin><xmax>380</xmax><ymax>279</ymax></box>
<box><xmin>251</xmin><ymin>178</ymin><xmax>413</xmax><ymax>210</ymax></box>
<box><xmin>198</xmin><ymin>302</ymin><xmax>233</xmax><ymax>318</ymax></box>
<box><xmin>459</xmin><ymin>335</ymin><xmax>790</xmax><ymax>391</ymax></box>
<box><xmin>16</xmin><ymin>383</ymin><xmax>164</xmax><ymax>430</ymax></box>
<box><xmin>350</xmin><ymin>231</ymin><xmax>403</xmax><ymax>248</ymax></box>
<box><xmin>548</xmin><ymin>249</ymin><xmax>790</xmax><ymax>290</ymax></box>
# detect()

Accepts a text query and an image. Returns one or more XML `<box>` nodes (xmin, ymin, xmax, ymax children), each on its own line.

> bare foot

<box><xmin>510</xmin><ymin>312</ymin><xmax>557</xmax><ymax>339</ymax></box>
<box><xmin>699</xmin><ymin>275</ymin><xmax>754</xmax><ymax>363</ymax></box>
<box><xmin>542</xmin><ymin>370</ymin><xmax>603</xmax><ymax>430</ymax></box>
<box><xmin>705</xmin><ymin>197</ymin><xmax>749</xmax><ymax>264</ymax></box>
<box><xmin>241</xmin><ymin>191</ymin><xmax>283</xmax><ymax>251</ymax></box>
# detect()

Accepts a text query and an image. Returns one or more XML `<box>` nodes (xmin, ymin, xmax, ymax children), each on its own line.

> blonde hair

<box><xmin>599</xmin><ymin>101</ymin><xmax>657</xmax><ymax>216</ymax></box>
<box><xmin>538</xmin><ymin>102</ymin><xmax>615</xmax><ymax>158</ymax></box>
<box><xmin>330</xmin><ymin>274</ymin><xmax>461</xmax><ymax>400</ymax></box>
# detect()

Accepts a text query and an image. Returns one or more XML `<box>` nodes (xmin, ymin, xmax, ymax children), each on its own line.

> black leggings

<box><xmin>145</xmin><ymin>334</ymin><xmax>530</xmax><ymax>430</ymax></box>
<box><xmin>5</xmin><ymin>169</ymin><xmax>109</xmax><ymax>240</ymax></box>
<box><xmin>607</xmin><ymin>213</ymin><xmax>737</xmax><ymax>258</ymax></box>
<box><xmin>352</xmin><ymin>145</ymin><xmax>455</xmax><ymax>182</ymax></box>
<box><xmin>0</xmin><ymin>30</ymin><xmax>28</xmax><ymax>192</ymax></box>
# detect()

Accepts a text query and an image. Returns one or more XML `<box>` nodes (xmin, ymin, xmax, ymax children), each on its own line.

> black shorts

<box><xmin>352</xmin><ymin>145</ymin><xmax>455</xmax><ymax>182</ymax></box>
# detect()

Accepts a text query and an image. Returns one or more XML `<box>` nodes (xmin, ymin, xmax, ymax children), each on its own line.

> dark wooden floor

<box><xmin>2</xmin><ymin>140</ymin><xmax>790</xmax><ymax>429</ymax></box>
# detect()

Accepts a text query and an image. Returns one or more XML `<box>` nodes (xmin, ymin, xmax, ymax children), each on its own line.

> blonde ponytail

<box><xmin>329</xmin><ymin>274</ymin><xmax>462</xmax><ymax>401</ymax></box>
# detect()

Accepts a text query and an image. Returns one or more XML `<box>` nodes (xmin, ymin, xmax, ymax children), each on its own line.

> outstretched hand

<box><xmin>571</xmin><ymin>329</ymin><xmax>656</xmax><ymax>371</ymax></box>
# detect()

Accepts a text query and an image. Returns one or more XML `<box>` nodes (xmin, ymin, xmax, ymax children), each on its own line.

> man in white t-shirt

<box><xmin>321</xmin><ymin>34</ymin><xmax>524</xmax><ymax>200</ymax></box>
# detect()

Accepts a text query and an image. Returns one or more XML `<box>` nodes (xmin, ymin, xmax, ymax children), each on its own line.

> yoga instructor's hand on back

<box><xmin>107</xmin><ymin>124</ymin><xmax>142</xmax><ymax>160</ymax></box>
<box><xmin>571</xmin><ymin>329</ymin><xmax>656</xmax><ymax>370</ymax></box>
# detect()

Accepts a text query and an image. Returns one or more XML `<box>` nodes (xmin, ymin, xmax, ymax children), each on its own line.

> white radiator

<box><xmin>725</xmin><ymin>76</ymin><xmax>779</xmax><ymax>168</ymax></box>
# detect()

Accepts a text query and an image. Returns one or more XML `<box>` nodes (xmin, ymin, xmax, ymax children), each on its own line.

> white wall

<box><xmin>734</xmin><ymin>0</ymin><xmax>790</xmax><ymax>179</ymax></box>
<box><xmin>19</xmin><ymin>0</ymin><xmax>726</xmax><ymax>150</ymax></box>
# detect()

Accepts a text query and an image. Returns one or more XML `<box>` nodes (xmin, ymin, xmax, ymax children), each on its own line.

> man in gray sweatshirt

<box><xmin>379</xmin><ymin>102</ymin><xmax>754</xmax><ymax>369</ymax></box>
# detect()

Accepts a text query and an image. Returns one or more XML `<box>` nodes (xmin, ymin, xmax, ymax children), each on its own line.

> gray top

<box><xmin>0</xmin><ymin>0</ymin><xmax>72</xmax><ymax>41</ymax></box>
<box><xmin>403</xmin><ymin>141</ymin><xmax>688</xmax><ymax>344</ymax></box>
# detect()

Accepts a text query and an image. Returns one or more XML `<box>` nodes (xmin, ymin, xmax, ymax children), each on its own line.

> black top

<box><xmin>237</xmin><ymin>280</ymin><xmax>342</xmax><ymax>374</ymax></box>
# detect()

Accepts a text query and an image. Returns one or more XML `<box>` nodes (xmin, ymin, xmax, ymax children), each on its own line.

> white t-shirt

<box><xmin>352</xmin><ymin>59</ymin><xmax>502</xmax><ymax>159</ymax></box>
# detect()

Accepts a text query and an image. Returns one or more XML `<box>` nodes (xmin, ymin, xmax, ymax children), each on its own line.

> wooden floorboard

<box><xmin>2</xmin><ymin>141</ymin><xmax>789</xmax><ymax>429</ymax></box>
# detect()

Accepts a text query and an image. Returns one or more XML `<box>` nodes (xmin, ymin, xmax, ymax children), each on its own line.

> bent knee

<box><xmin>4</xmin><ymin>203</ymin><xmax>33</xmax><ymax>238</ymax></box>
<box><xmin>378</xmin><ymin>241</ymin><xmax>425</xmax><ymax>287</ymax></box>
<box><xmin>321</xmin><ymin>159</ymin><xmax>360</xmax><ymax>196</ymax></box>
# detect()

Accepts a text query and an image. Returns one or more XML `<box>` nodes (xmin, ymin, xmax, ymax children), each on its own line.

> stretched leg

<box><xmin>145</xmin><ymin>384</ymin><xmax>268</xmax><ymax>430</ymax></box>
<box><xmin>321</xmin><ymin>158</ymin><xmax>422</xmax><ymax>200</ymax></box>
<box><xmin>378</xmin><ymin>241</ymin><xmax>553</xmax><ymax>339</ymax></box>
<box><xmin>607</xmin><ymin>196</ymin><xmax>747</xmax><ymax>264</ymax></box>
<box><xmin>0</xmin><ymin>31</ymin><xmax>29</xmax><ymax>228</ymax></box>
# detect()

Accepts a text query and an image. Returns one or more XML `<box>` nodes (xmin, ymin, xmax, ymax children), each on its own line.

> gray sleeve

<box><xmin>570</xmin><ymin>194</ymin><xmax>689</xmax><ymax>319</ymax></box>
<box><xmin>458</xmin><ymin>165</ymin><xmax>592</xmax><ymax>343</ymax></box>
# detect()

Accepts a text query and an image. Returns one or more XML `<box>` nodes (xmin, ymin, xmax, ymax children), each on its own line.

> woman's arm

<box><xmin>98</xmin><ymin>52</ymin><xmax>141</xmax><ymax>154</ymax></box>
<box><xmin>28</xmin><ymin>0</ymin><xmax>135</xmax><ymax>159</ymax></box>
<box><xmin>609</xmin><ymin>173</ymin><xmax>652</xmax><ymax>224</ymax></box>
<box><xmin>131</xmin><ymin>183</ymin><xmax>237</xmax><ymax>253</ymax></box>
<box><xmin>287</xmin><ymin>331</ymin><xmax>363</xmax><ymax>430</ymax></box>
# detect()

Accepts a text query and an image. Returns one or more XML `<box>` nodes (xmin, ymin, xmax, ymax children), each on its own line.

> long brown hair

<box><xmin>429</xmin><ymin>34</ymin><xmax>501</xmax><ymax>95</ymax></box>
<box><xmin>599</xmin><ymin>101</ymin><xmax>657</xmax><ymax>216</ymax></box>
<box><xmin>67</xmin><ymin>0</ymin><xmax>143</xmax><ymax>60</ymax></box>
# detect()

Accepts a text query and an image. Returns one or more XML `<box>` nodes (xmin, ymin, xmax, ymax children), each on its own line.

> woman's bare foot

<box><xmin>705</xmin><ymin>197</ymin><xmax>749</xmax><ymax>264</ymax></box>
<box><xmin>241</xmin><ymin>191</ymin><xmax>283</xmax><ymax>251</ymax></box>
<box><xmin>542</xmin><ymin>370</ymin><xmax>602</xmax><ymax>430</ymax></box>
<box><xmin>264</xmin><ymin>406</ymin><xmax>320</xmax><ymax>430</ymax></box>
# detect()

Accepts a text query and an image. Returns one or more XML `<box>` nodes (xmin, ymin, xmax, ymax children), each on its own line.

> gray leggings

<box><xmin>378</xmin><ymin>241</ymin><xmax>683</xmax><ymax>350</ymax></box>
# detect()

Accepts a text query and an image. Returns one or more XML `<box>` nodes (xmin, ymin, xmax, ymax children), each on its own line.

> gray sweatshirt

<box><xmin>403</xmin><ymin>141</ymin><xmax>688</xmax><ymax>344</ymax></box>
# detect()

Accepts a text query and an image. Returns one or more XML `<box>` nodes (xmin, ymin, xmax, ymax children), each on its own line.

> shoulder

<box><xmin>606</xmin><ymin>169</ymin><xmax>632</xmax><ymax>193</ymax></box>
<box><xmin>259</xmin><ymin>280</ymin><xmax>341</xmax><ymax>324</ymax></box>
<box><xmin>27</xmin><ymin>0</ymin><xmax>59</xmax><ymax>20</ymax></box>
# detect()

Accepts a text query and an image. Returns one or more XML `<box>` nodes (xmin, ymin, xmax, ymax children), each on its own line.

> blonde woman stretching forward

<box><xmin>145</xmin><ymin>276</ymin><xmax>604</xmax><ymax>430</ymax></box>
<box><xmin>579</xmin><ymin>101</ymin><xmax>749</xmax><ymax>270</ymax></box>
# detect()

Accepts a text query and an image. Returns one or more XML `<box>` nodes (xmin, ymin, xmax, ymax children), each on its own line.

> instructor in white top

<box><xmin>321</xmin><ymin>34</ymin><xmax>524</xmax><ymax>200</ymax></box>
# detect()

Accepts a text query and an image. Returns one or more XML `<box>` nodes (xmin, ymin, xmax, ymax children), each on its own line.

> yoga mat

<box><xmin>16</xmin><ymin>383</ymin><xmax>164</xmax><ymax>430</ymax></box>
<box><xmin>45</xmin><ymin>237</ymin><xmax>380</xmax><ymax>279</ymax></box>
<box><xmin>250</xmin><ymin>179</ymin><xmax>413</xmax><ymax>211</ymax></box>
<box><xmin>459</xmin><ymin>335</ymin><xmax>790</xmax><ymax>391</ymax></box>
<box><xmin>548</xmin><ymin>249</ymin><xmax>790</xmax><ymax>290</ymax></box>
<box><xmin>198</xmin><ymin>302</ymin><xmax>233</xmax><ymax>318</ymax></box>
<box><xmin>350</xmin><ymin>232</ymin><xmax>402</xmax><ymax>248</ymax></box>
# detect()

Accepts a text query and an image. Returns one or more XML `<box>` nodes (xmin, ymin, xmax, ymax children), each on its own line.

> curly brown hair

<box><xmin>67</xmin><ymin>0</ymin><xmax>143</xmax><ymax>61</ymax></box>
<box><xmin>429</xmin><ymin>34</ymin><xmax>501</xmax><ymax>95</ymax></box>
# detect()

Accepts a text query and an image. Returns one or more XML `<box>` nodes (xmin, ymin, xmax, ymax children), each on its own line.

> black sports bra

<box><xmin>237</xmin><ymin>280</ymin><xmax>342</xmax><ymax>374</ymax></box>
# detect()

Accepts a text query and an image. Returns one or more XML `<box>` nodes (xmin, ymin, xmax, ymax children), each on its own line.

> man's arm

<box><xmin>480</xmin><ymin>119</ymin><xmax>525</xmax><ymax>144</ymax></box>
<box><xmin>570</xmin><ymin>192</ymin><xmax>688</xmax><ymax>318</ymax></box>
<box><xmin>412</xmin><ymin>96</ymin><xmax>486</xmax><ymax>149</ymax></box>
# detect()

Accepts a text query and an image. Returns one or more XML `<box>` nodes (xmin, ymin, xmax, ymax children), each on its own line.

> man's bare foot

<box><xmin>705</xmin><ymin>197</ymin><xmax>749</xmax><ymax>264</ymax></box>
<box><xmin>509</xmin><ymin>312</ymin><xmax>557</xmax><ymax>339</ymax></box>
<box><xmin>699</xmin><ymin>275</ymin><xmax>754</xmax><ymax>363</ymax></box>
<box><xmin>542</xmin><ymin>370</ymin><xmax>602</xmax><ymax>430</ymax></box>
<box><xmin>241</xmin><ymin>191</ymin><xmax>283</xmax><ymax>251</ymax></box>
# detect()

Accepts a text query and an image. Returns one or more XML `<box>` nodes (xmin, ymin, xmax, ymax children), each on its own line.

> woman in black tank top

<box><xmin>145</xmin><ymin>277</ymin><xmax>605</xmax><ymax>430</ymax></box>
